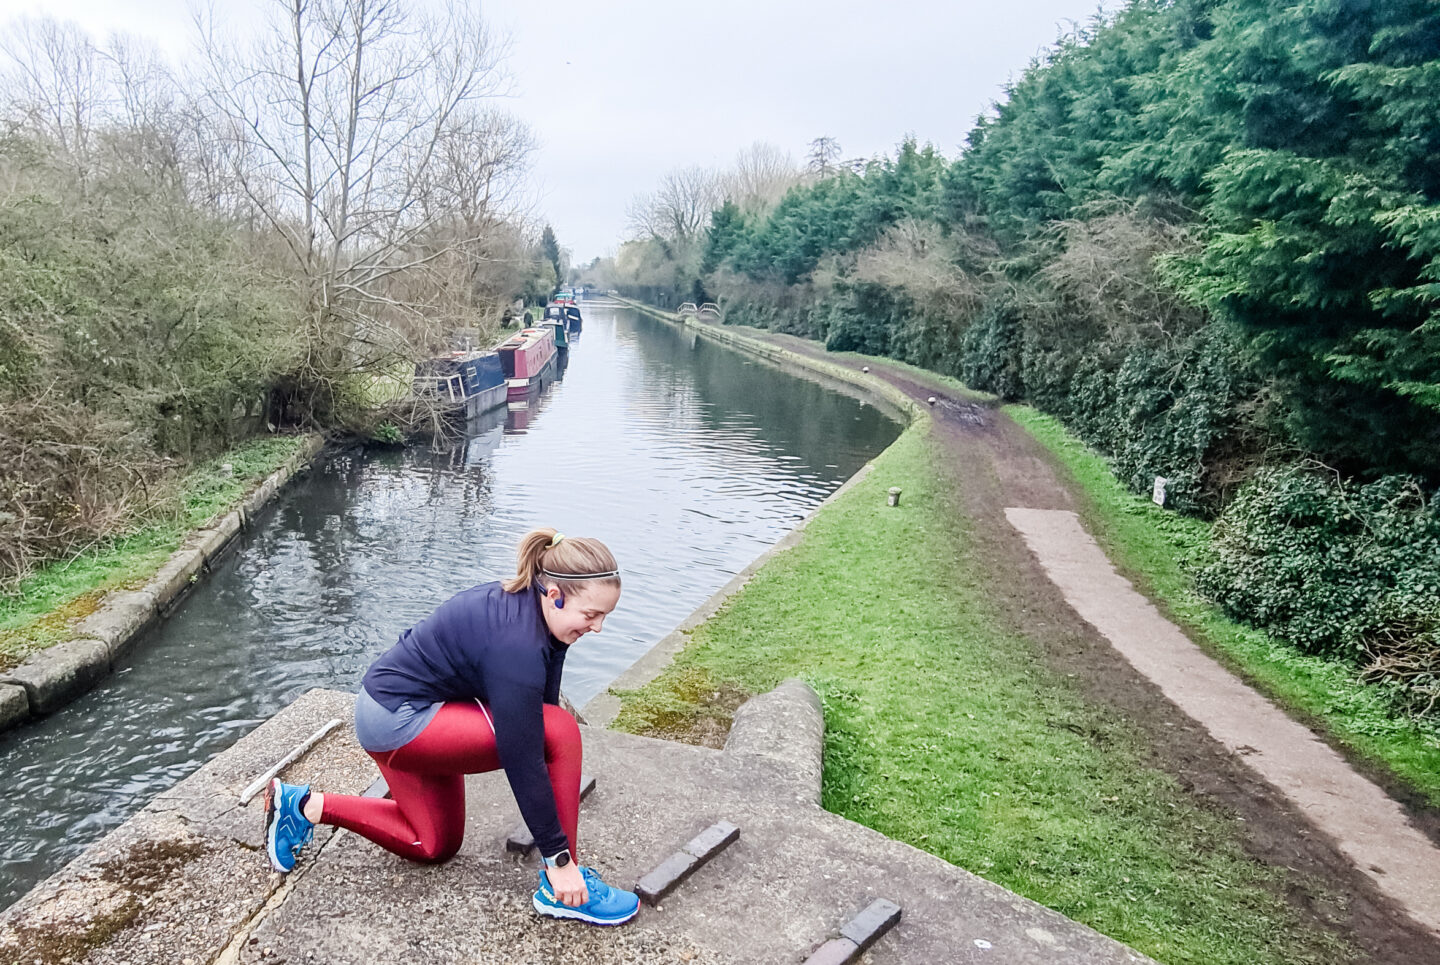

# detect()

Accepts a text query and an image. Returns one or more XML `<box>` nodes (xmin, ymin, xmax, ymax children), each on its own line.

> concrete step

<box><xmin>1</xmin><ymin>686</ymin><xmax>1153</xmax><ymax>965</ymax></box>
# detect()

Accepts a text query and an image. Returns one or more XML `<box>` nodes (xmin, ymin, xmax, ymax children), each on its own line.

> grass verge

<box><xmin>1006</xmin><ymin>405</ymin><xmax>1440</xmax><ymax>810</ymax></box>
<box><xmin>613</xmin><ymin>425</ymin><xmax>1356</xmax><ymax>965</ymax></box>
<box><xmin>0</xmin><ymin>434</ymin><xmax>309</xmax><ymax>668</ymax></box>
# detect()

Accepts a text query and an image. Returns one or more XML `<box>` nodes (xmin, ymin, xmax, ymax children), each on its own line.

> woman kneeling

<box><xmin>263</xmin><ymin>528</ymin><xmax>639</xmax><ymax>926</ymax></box>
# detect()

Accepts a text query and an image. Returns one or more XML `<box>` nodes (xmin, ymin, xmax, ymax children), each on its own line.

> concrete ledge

<box><xmin>0</xmin><ymin>638</ymin><xmax>110</xmax><ymax>715</ymax></box>
<box><xmin>0</xmin><ymin>682</ymin><xmax>28</xmax><ymax>729</ymax></box>
<box><xmin>10</xmin><ymin>684</ymin><xmax>1151</xmax><ymax>963</ymax></box>
<box><xmin>723</xmin><ymin>678</ymin><xmax>825</xmax><ymax>806</ymax></box>
<box><xmin>73</xmin><ymin>589</ymin><xmax>158</xmax><ymax>660</ymax></box>
<box><xmin>144</xmin><ymin>546</ymin><xmax>205</xmax><ymax>615</ymax></box>
<box><xmin>240</xmin><ymin>474</ymin><xmax>280</xmax><ymax>525</ymax></box>
<box><xmin>198</xmin><ymin>510</ymin><xmax>245</xmax><ymax>565</ymax></box>
<box><xmin>189</xmin><ymin>520</ymin><xmax>236</xmax><ymax>561</ymax></box>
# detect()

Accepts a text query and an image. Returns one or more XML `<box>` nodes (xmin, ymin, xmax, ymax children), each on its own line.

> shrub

<box><xmin>960</xmin><ymin>295</ymin><xmax>1024</xmax><ymax>400</ymax></box>
<box><xmin>1198</xmin><ymin>467</ymin><xmax>1440</xmax><ymax>716</ymax></box>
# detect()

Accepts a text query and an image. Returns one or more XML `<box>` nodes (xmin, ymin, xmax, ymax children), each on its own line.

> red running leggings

<box><xmin>319</xmin><ymin>701</ymin><xmax>581</xmax><ymax>864</ymax></box>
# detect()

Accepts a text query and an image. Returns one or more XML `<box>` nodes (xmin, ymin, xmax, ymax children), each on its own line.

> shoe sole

<box><xmin>263</xmin><ymin>778</ymin><xmax>292</xmax><ymax>873</ymax></box>
<box><xmin>532</xmin><ymin>894</ymin><xmax>638</xmax><ymax>926</ymax></box>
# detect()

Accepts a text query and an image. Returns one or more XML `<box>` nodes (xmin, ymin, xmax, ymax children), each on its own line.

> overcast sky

<box><xmin>0</xmin><ymin>0</ymin><xmax>1106</xmax><ymax>261</ymax></box>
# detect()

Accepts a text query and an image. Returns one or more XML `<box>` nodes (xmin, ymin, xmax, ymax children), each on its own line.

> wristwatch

<box><xmin>542</xmin><ymin>848</ymin><xmax>572</xmax><ymax>869</ymax></box>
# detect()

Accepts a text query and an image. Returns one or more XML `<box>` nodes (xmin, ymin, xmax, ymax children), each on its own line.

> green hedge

<box><xmin>1199</xmin><ymin>467</ymin><xmax>1440</xmax><ymax>716</ymax></box>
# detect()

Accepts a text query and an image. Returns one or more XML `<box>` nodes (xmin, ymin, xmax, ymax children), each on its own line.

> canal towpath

<box><xmin>617</xmin><ymin>299</ymin><xmax>1440</xmax><ymax>957</ymax></box>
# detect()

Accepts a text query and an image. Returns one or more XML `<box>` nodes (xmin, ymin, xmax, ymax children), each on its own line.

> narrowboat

<box><xmin>541</xmin><ymin>306</ymin><xmax>570</xmax><ymax>349</ymax></box>
<box><xmin>563</xmin><ymin>305</ymin><xmax>582</xmax><ymax>335</ymax></box>
<box><xmin>496</xmin><ymin>326</ymin><xmax>557</xmax><ymax>400</ymax></box>
<box><xmin>542</xmin><ymin>317</ymin><xmax>569</xmax><ymax>350</ymax></box>
<box><xmin>412</xmin><ymin>349</ymin><xmax>506</xmax><ymax>420</ymax></box>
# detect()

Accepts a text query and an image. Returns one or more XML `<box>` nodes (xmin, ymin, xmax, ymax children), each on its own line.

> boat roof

<box><xmin>497</xmin><ymin>327</ymin><xmax>553</xmax><ymax>350</ymax></box>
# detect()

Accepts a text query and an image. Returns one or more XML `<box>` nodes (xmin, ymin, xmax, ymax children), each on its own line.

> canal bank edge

<box><xmin>582</xmin><ymin>297</ymin><xmax>926</xmax><ymax>726</ymax></box>
<box><xmin>613</xmin><ymin>296</ymin><xmax>914</xmax><ymax>427</ymax></box>
<box><xmin>0</xmin><ymin>434</ymin><xmax>327</xmax><ymax>735</ymax></box>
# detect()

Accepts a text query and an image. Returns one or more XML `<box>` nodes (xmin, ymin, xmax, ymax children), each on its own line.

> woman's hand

<box><xmin>546</xmin><ymin>862</ymin><xmax>588</xmax><ymax>906</ymax></box>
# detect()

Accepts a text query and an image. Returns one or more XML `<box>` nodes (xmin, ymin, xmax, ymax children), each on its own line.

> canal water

<box><xmin>0</xmin><ymin>302</ymin><xmax>899</xmax><ymax>910</ymax></box>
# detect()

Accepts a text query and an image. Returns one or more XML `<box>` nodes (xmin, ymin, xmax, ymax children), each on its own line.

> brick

<box><xmin>802</xmin><ymin>938</ymin><xmax>860</xmax><ymax>965</ymax></box>
<box><xmin>361</xmin><ymin>777</ymin><xmax>390</xmax><ymax>798</ymax></box>
<box><xmin>0</xmin><ymin>683</ymin><xmax>29</xmax><ymax>731</ymax></box>
<box><xmin>840</xmin><ymin>898</ymin><xmax>902</xmax><ymax>954</ymax></box>
<box><xmin>635</xmin><ymin>851</ymin><xmax>699</xmax><ymax>906</ymax></box>
<box><xmin>0</xmin><ymin>638</ymin><xmax>110</xmax><ymax>715</ymax></box>
<box><xmin>505</xmin><ymin>826</ymin><xmax>535</xmax><ymax>854</ymax></box>
<box><xmin>681</xmin><ymin>820</ymin><xmax>739</xmax><ymax>860</ymax></box>
<box><xmin>635</xmin><ymin>821</ymin><xmax>741</xmax><ymax>906</ymax></box>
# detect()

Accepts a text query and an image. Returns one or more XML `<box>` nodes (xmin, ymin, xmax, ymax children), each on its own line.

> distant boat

<box><xmin>496</xmin><ymin>326</ymin><xmax>557</xmax><ymax>400</ymax></box>
<box><xmin>412</xmin><ymin>350</ymin><xmax>506</xmax><ymax>420</ymax></box>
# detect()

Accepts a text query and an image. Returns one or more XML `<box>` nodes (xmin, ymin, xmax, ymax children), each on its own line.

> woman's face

<box><xmin>540</xmin><ymin>582</ymin><xmax>621</xmax><ymax>645</ymax></box>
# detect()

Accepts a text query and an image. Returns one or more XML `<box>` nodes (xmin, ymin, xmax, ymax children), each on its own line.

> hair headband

<box><xmin>542</xmin><ymin>532</ymin><xmax>618</xmax><ymax>580</ymax></box>
<box><xmin>541</xmin><ymin>567</ymin><xmax>621</xmax><ymax>581</ymax></box>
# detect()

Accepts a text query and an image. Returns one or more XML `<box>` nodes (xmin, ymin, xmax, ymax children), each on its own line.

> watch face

<box><xmin>556</xmin><ymin>850</ymin><xmax>571</xmax><ymax>867</ymax></box>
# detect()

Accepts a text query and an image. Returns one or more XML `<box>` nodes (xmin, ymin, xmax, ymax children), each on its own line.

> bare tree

<box><xmin>422</xmin><ymin>107</ymin><xmax>535</xmax><ymax>235</ymax></box>
<box><xmin>0</xmin><ymin>19</ymin><xmax>103</xmax><ymax>180</ymax></box>
<box><xmin>626</xmin><ymin>164</ymin><xmax>724</xmax><ymax>242</ymax></box>
<box><xmin>722</xmin><ymin>141</ymin><xmax>799</xmax><ymax>214</ymax></box>
<box><xmin>195</xmin><ymin>0</ymin><xmax>518</xmax><ymax>417</ymax></box>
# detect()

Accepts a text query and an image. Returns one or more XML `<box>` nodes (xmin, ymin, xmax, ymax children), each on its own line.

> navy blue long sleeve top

<box><xmin>362</xmin><ymin>581</ymin><xmax>570</xmax><ymax>857</ymax></box>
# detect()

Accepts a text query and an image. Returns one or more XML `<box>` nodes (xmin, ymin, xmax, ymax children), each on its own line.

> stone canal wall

<box><xmin>612</xmin><ymin>296</ymin><xmax>915</xmax><ymax>426</ymax></box>
<box><xmin>0</xmin><ymin>434</ymin><xmax>327</xmax><ymax>735</ymax></box>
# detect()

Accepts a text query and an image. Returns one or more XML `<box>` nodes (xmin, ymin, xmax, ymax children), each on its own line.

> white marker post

<box><xmin>1152</xmin><ymin>476</ymin><xmax>1168</xmax><ymax>507</ymax></box>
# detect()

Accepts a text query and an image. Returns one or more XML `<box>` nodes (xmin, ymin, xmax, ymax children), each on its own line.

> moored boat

<box><xmin>412</xmin><ymin>349</ymin><xmax>506</xmax><ymax>420</ymax></box>
<box><xmin>541</xmin><ymin>306</ymin><xmax>570</xmax><ymax>349</ymax></box>
<box><xmin>496</xmin><ymin>326</ymin><xmax>557</xmax><ymax>400</ymax></box>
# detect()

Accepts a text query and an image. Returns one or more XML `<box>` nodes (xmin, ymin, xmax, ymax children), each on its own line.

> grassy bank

<box><xmin>0</xmin><ymin>434</ymin><xmax>310</xmax><ymax>669</ymax></box>
<box><xmin>1006</xmin><ymin>405</ymin><xmax>1440</xmax><ymax>809</ymax></box>
<box><xmin>613</xmin><ymin>425</ymin><xmax>1355</xmax><ymax>965</ymax></box>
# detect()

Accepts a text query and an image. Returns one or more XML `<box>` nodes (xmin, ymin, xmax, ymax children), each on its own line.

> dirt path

<box><xmin>1007</xmin><ymin>506</ymin><xmax>1440</xmax><ymax>933</ymax></box>
<box><xmin>741</xmin><ymin>328</ymin><xmax>1440</xmax><ymax>963</ymax></box>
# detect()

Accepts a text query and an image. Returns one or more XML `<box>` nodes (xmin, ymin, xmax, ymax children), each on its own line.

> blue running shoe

<box><xmin>532</xmin><ymin>866</ymin><xmax>640</xmax><ymax>926</ymax></box>
<box><xmin>263</xmin><ymin>778</ymin><xmax>314</xmax><ymax>872</ymax></box>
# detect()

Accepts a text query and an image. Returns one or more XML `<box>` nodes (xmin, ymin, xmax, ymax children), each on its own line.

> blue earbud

<box><xmin>554</xmin><ymin>594</ymin><xmax>565</xmax><ymax>609</ymax></box>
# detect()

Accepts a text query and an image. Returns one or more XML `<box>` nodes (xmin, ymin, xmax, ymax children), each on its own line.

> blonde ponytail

<box><xmin>502</xmin><ymin>527</ymin><xmax>621</xmax><ymax>596</ymax></box>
